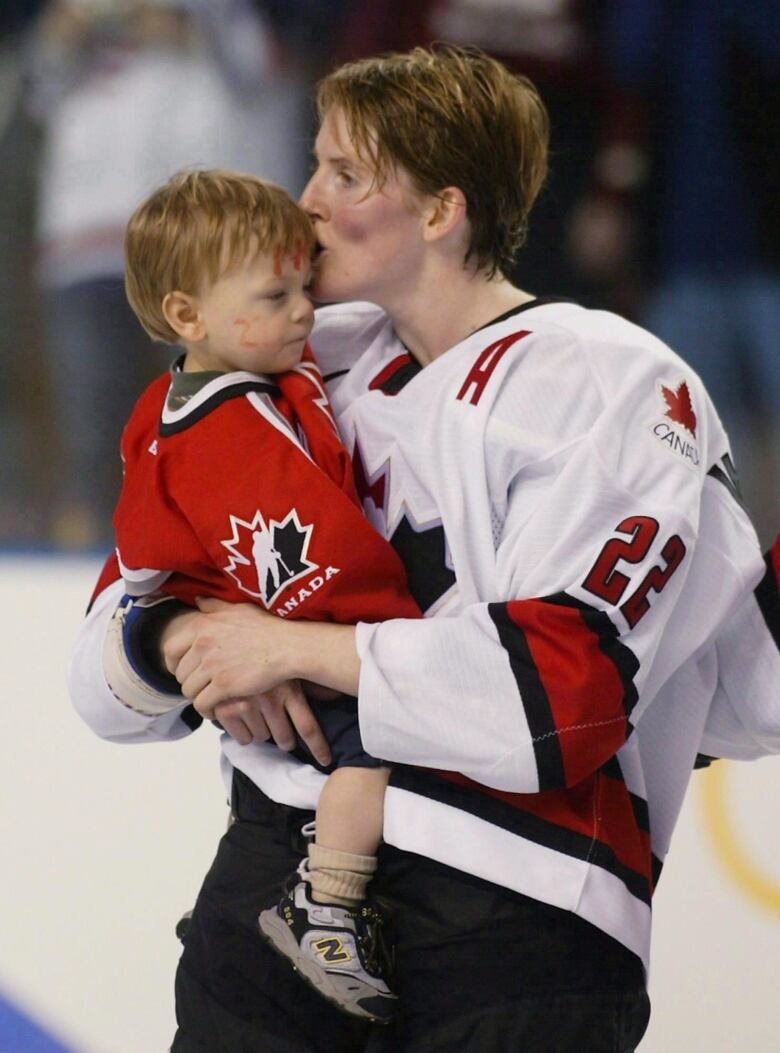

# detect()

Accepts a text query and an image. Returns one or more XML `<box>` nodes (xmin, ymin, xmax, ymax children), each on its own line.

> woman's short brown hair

<box><xmin>125</xmin><ymin>169</ymin><xmax>315</xmax><ymax>343</ymax></box>
<box><xmin>316</xmin><ymin>44</ymin><xmax>549</xmax><ymax>280</ymax></box>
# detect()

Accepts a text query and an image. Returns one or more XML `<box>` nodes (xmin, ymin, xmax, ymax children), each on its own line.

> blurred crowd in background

<box><xmin>1</xmin><ymin>0</ymin><xmax>778</xmax><ymax>552</ymax></box>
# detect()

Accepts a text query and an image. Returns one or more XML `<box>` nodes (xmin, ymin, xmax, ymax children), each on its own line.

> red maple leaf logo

<box><xmin>352</xmin><ymin>443</ymin><xmax>386</xmax><ymax>515</ymax></box>
<box><xmin>661</xmin><ymin>380</ymin><xmax>697</xmax><ymax>436</ymax></box>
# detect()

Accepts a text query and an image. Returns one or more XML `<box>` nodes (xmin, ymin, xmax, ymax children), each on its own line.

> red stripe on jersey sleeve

<box><xmin>525</xmin><ymin>602</ymin><xmax>631</xmax><ymax>786</ymax></box>
<box><xmin>490</xmin><ymin>596</ymin><xmax>639</xmax><ymax>789</ymax></box>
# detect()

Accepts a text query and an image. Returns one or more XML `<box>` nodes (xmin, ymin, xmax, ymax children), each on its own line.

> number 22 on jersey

<box><xmin>582</xmin><ymin>515</ymin><xmax>686</xmax><ymax>628</ymax></box>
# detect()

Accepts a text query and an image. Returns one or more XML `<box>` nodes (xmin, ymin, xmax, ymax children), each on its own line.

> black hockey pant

<box><xmin>171</xmin><ymin>770</ymin><xmax>650</xmax><ymax>1052</ymax></box>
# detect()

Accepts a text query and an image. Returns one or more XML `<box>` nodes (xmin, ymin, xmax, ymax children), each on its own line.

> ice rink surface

<box><xmin>1</xmin><ymin>554</ymin><xmax>778</xmax><ymax>1052</ymax></box>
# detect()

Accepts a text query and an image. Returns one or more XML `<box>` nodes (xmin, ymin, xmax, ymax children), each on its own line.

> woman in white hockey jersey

<box><xmin>70</xmin><ymin>45</ymin><xmax>780</xmax><ymax>1052</ymax></box>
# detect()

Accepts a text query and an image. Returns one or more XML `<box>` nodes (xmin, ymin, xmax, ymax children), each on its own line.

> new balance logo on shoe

<box><xmin>313</xmin><ymin>937</ymin><xmax>353</xmax><ymax>964</ymax></box>
<box><xmin>258</xmin><ymin>865</ymin><xmax>396</xmax><ymax>1023</ymax></box>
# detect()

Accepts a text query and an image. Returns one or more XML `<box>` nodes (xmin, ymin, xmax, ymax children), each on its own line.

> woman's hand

<box><xmin>211</xmin><ymin>683</ymin><xmax>332</xmax><ymax>766</ymax></box>
<box><xmin>162</xmin><ymin>598</ymin><xmax>292</xmax><ymax>707</ymax></box>
<box><xmin>160</xmin><ymin>598</ymin><xmax>338</xmax><ymax>763</ymax></box>
<box><xmin>161</xmin><ymin>596</ymin><xmax>360</xmax><ymax>759</ymax></box>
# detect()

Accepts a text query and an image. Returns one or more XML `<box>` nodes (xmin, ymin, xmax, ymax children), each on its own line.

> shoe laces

<box><xmin>355</xmin><ymin>903</ymin><xmax>393</xmax><ymax>979</ymax></box>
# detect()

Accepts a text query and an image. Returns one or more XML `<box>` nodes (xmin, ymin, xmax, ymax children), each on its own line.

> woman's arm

<box><xmin>163</xmin><ymin>597</ymin><xmax>360</xmax><ymax>710</ymax></box>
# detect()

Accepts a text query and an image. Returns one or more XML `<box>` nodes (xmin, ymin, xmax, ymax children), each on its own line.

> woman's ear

<box><xmin>162</xmin><ymin>291</ymin><xmax>206</xmax><ymax>342</ymax></box>
<box><xmin>421</xmin><ymin>186</ymin><xmax>468</xmax><ymax>244</ymax></box>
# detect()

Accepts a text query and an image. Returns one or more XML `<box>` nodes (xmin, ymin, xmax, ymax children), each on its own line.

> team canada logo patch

<box><xmin>650</xmin><ymin>378</ymin><xmax>700</xmax><ymax>468</ymax></box>
<box><xmin>661</xmin><ymin>380</ymin><xmax>697</xmax><ymax>436</ymax></box>
<box><xmin>221</xmin><ymin>509</ymin><xmax>320</xmax><ymax>606</ymax></box>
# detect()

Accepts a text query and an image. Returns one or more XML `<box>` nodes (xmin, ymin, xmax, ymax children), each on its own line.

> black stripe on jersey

<box><xmin>389</xmin><ymin>765</ymin><xmax>652</xmax><ymax>906</ymax></box>
<box><xmin>755</xmin><ymin>547</ymin><xmax>780</xmax><ymax>646</ymax></box>
<box><xmin>543</xmin><ymin>593</ymin><xmax>640</xmax><ymax>720</ymax></box>
<box><xmin>181</xmin><ymin>705</ymin><xmax>203</xmax><ymax>731</ymax></box>
<box><xmin>390</xmin><ymin>516</ymin><xmax>457</xmax><ymax>612</ymax></box>
<box><xmin>473</xmin><ymin>296</ymin><xmax>573</xmax><ymax>335</ymax></box>
<box><xmin>322</xmin><ymin>369</ymin><xmax>350</xmax><ymax>383</ymax></box>
<box><xmin>652</xmin><ymin>854</ymin><xmax>664</xmax><ymax>889</ymax></box>
<box><xmin>600</xmin><ymin>756</ymin><xmax>650</xmax><ymax>833</ymax></box>
<box><xmin>487</xmin><ymin>602</ymin><xmax>566</xmax><ymax>791</ymax></box>
<box><xmin>379</xmin><ymin>358</ymin><xmax>423</xmax><ymax>395</ymax></box>
<box><xmin>368</xmin><ymin>355</ymin><xmax>422</xmax><ymax>396</ymax></box>
<box><xmin>159</xmin><ymin>381</ymin><xmax>280</xmax><ymax>436</ymax></box>
<box><xmin>707</xmin><ymin>453</ymin><xmax>747</xmax><ymax>513</ymax></box>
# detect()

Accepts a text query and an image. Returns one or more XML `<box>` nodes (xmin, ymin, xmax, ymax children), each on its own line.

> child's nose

<box><xmin>293</xmin><ymin>296</ymin><xmax>314</xmax><ymax>324</ymax></box>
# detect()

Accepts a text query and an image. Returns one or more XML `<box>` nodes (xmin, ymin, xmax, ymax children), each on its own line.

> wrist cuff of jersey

<box><xmin>102</xmin><ymin>593</ymin><xmax>188</xmax><ymax>716</ymax></box>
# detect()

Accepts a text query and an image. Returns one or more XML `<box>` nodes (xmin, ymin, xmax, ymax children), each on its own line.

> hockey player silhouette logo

<box><xmin>221</xmin><ymin>509</ymin><xmax>318</xmax><ymax>605</ymax></box>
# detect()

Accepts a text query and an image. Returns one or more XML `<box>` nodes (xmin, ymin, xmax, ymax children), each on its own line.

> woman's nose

<box><xmin>300</xmin><ymin>171</ymin><xmax>324</xmax><ymax>219</ymax></box>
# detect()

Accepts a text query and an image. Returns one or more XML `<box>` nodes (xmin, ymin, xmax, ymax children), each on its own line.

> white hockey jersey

<box><xmin>70</xmin><ymin>299</ymin><xmax>780</xmax><ymax>970</ymax></box>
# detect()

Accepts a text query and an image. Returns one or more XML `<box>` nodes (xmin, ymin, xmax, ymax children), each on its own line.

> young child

<box><xmin>115</xmin><ymin>169</ymin><xmax>421</xmax><ymax>1023</ymax></box>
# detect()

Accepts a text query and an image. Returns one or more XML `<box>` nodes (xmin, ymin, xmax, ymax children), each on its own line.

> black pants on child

<box><xmin>171</xmin><ymin>770</ymin><xmax>650</xmax><ymax>1053</ymax></box>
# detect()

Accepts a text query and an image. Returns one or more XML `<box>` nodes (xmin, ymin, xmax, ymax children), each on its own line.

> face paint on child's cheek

<box><xmin>292</xmin><ymin>243</ymin><xmax>306</xmax><ymax>270</ymax></box>
<box><xmin>234</xmin><ymin>317</ymin><xmax>260</xmax><ymax>348</ymax></box>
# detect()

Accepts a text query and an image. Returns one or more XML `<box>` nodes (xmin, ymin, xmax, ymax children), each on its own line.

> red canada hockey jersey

<box><xmin>113</xmin><ymin>347</ymin><xmax>420</xmax><ymax>626</ymax></box>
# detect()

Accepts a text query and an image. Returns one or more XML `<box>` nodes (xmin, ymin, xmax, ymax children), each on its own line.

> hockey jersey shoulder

<box><xmin>120</xmin><ymin>371</ymin><xmax>171</xmax><ymax>462</ymax></box>
<box><xmin>310</xmin><ymin>302</ymin><xmax>391</xmax><ymax>383</ymax></box>
<box><xmin>407</xmin><ymin>303</ymin><xmax>607</xmax><ymax>466</ymax></box>
<box><xmin>486</xmin><ymin>304</ymin><xmax>727</xmax><ymax>501</ymax></box>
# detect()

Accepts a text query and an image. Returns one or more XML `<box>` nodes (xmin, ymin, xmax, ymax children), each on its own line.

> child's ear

<box><xmin>162</xmin><ymin>291</ymin><xmax>206</xmax><ymax>342</ymax></box>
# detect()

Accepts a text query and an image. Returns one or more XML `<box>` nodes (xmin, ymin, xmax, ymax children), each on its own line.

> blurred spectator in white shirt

<box><xmin>25</xmin><ymin>0</ymin><xmax>310</xmax><ymax>548</ymax></box>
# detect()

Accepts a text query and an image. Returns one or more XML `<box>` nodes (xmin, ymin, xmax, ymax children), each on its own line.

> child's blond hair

<box><xmin>125</xmin><ymin>169</ymin><xmax>315</xmax><ymax>343</ymax></box>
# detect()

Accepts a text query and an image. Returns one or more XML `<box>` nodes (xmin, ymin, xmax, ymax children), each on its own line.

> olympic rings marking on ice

<box><xmin>700</xmin><ymin>760</ymin><xmax>780</xmax><ymax>916</ymax></box>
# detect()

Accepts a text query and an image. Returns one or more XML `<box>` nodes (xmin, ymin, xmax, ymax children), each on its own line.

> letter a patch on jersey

<box><xmin>221</xmin><ymin>509</ymin><xmax>318</xmax><ymax>605</ymax></box>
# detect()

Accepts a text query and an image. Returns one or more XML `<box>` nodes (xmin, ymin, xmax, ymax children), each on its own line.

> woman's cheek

<box><xmin>334</xmin><ymin>213</ymin><xmax>369</xmax><ymax>244</ymax></box>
